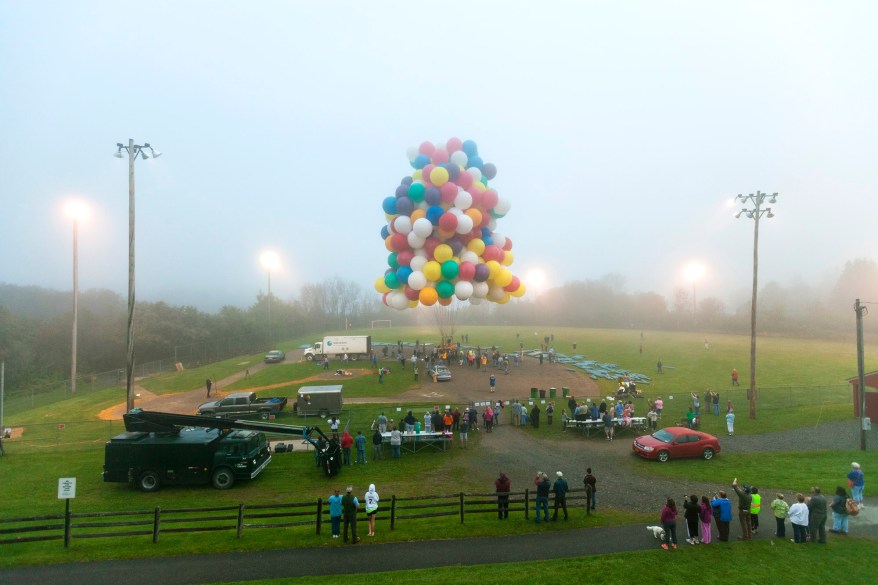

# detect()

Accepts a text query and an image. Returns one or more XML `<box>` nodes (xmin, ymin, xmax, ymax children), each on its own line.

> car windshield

<box><xmin>651</xmin><ymin>429</ymin><xmax>674</xmax><ymax>444</ymax></box>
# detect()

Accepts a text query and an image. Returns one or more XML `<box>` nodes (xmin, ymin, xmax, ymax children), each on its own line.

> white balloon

<box><xmin>448</xmin><ymin>207</ymin><xmax>463</xmax><ymax>216</ymax></box>
<box><xmin>460</xmin><ymin>250</ymin><xmax>479</xmax><ymax>264</ymax></box>
<box><xmin>491</xmin><ymin>231</ymin><xmax>506</xmax><ymax>248</ymax></box>
<box><xmin>450</xmin><ymin>150</ymin><xmax>468</xmax><ymax>167</ymax></box>
<box><xmin>407</xmin><ymin>232</ymin><xmax>426</xmax><ymax>249</ymax></box>
<box><xmin>412</xmin><ymin>217</ymin><xmax>433</xmax><ymax>238</ymax></box>
<box><xmin>410</xmin><ymin>255</ymin><xmax>428</xmax><ymax>271</ymax></box>
<box><xmin>472</xmin><ymin>281</ymin><xmax>490</xmax><ymax>298</ymax></box>
<box><xmin>407</xmin><ymin>270</ymin><xmax>427</xmax><ymax>290</ymax></box>
<box><xmin>494</xmin><ymin>197</ymin><xmax>511</xmax><ymax>216</ymax></box>
<box><xmin>467</xmin><ymin>167</ymin><xmax>482</xmax><ymax>182</ymax></box>
<box><xmin>454</xmin><ymin>281</ymin><xmax>474</xmax><ymax>300</ymax></box>
<box><xmin>488</xmin><ymin>218</ymin><xmax>497</xmax><ymax>231</ymax></box>
<box><xmin>406</xmin><ymin>146</ymin><xmax>419</xmax><ymax>162</ymax></box>
<box><xmin>453</xmin><ymin>190</ymin><xmax>472</xmax><ymax>210</ymax></box>
<box><xmin>390</xmin><ymin>291</ymin><xmax>409</xmax><ymax>310</ymax></box>
<box><xmin>488</xmin><ymin>286</ymin><xmax>506</xmax><ymax>301</ymax></box>
<box><xmin>455</xmin><ymin>214</ymin><xmax>474</xmax><ymax>234</ymax></box>
<box><xmin>469</xmin><ymin>296</ymin><xmax>484</xmax><ymax>305</ymax></box>
<box><xmin>417</xmin><ymin>201</ymin><xmax>429</xmax><ymax>210</ymax></box>
<box><xmin>394</xmin><ymin>216</ymin><xmax>412</xmax><ymax>235</ymax></box>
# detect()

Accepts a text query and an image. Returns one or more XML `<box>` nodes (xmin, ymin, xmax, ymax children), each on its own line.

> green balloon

<box><xmin>388</xmin><ymin>252</ymin><xmax>399</xmax><ymax>269</ymax></box>
<box><xmin>436</xmin><ymin>280</ymin><xmax>455</xmax><ymax>299</ymax></box>
<box><xmin>384</xmin><ymin>272</ymin><xmax>400</xmax><ymax>290</ymax></box>
<box><xmin>441</xmin><ymin>260</ymin><xmax>459</xmax><ymax>280</ymax></box>
<box><xmin>408</xmin><ymin>182</ymin><xmax>425</xmax><ymax>202</ymax></box>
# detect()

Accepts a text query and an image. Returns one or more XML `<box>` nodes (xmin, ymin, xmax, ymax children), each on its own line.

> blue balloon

<box><xmin>395</xmin><ymin>184</ymin><xmax>408</xmax><ymax>198</ymax></box>
<box><xmin>396</xmin><ymin>265</ymin><xmax>413</xmax><ymax>285</ymax></box>
<box><xmin>426</xmin><ymin>205</ymin><xmax>444</xmax><ymax>225</ymax></box>
<box><xmin>396</xmin><ymin>196</ymin><xmax>414</xmax><ymax>216</ymax></box>
<box><xmin>413</xmin><ymin>154</ymin><xmax>430</xmax><ymax>169</ymax></box>
<box><xmin>424</xmin><ymin>187</ymin><xmax>441</xmax><ymax>206</ymax></box>
<box><xmin>401</xmin><ymin>175</ymin><xmax>414</xmax><ymax>186</ymax></box>
<box><xmin>468</xmin><ymin>155</ymin><xmax>484</xmax><ymax>170</ymax></box>
<box><xmin>380</xmin><ymin>225</ymin><xmax>390</xmax><ymax>239</ymax></box>
<box><xmin>382</xmin><ymin>196</ymin><xmax>398</xmax><ymax>215</ymax></box>
<box><xmin>462</xmin><ymin>140</ymin><xmax>478</xmax><ymax>157</ymax></box>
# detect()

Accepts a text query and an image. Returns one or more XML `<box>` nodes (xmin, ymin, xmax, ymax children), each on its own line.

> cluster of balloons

<box><xmin>375</xmin><ymin>138</ymin><xmax>526</xmax><ymax>310</ymax></box>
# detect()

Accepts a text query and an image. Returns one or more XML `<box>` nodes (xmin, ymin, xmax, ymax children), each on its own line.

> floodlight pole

<box><xmin>855</xmin><ymin>299</ymin><xmax>867</xmax><ymax>451</ymax></box>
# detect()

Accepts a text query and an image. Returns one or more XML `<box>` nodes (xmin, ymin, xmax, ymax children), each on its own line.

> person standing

<box><xmin>602</xmin><ymin>409</ymin><xmax>614</xmax><ymax>441</ymax></box>
<box><xmin>771</xmin><ymin>493</ymin><xmax>789</xmax><ymax>537</ymax></box>
<box><xmin>489</xmin><ymin>374</ymin><xmax>496</xmax><ymax>393</ymax></box>
<box><xmin>731</xmin><ymin>368</ymin><xmax>739</xmax><ymax>386</ymax></box>
<box><xmin>534</xmin><ymin>472</ymin><xmax>550</xmax><ymax>523</ymax></box>
<box><xmin>371</xmin><ymin>428</ymin><xmax>383</xmax><ymax>461</ymax></box>
<box><xmin>341</xmin><ymin>486</ymin><xmax>360</xmax><ymax>544</ymax></box>
<box><xmin>830</xmin><ymin>486</ymin><xmax>850</xmax><ymax>535</ymax></box>
<box><xmin>692</xmin><ymin>393</ymin><xmax>701</xmax><ymax>418</ymax></box>
<box><xmin>546</xmin><ymin>402</ymin><xmax>555</xmax><ymax>426</ymax></box>
<box><xmin>459</xmin><ymin>416</ymin><xmax>469</xmax><ymax>449</ymax></box>
<box><xmin>660</xmin><ymin>498</ymin><xmax>679</xmax><ymax>550</ymax></box>
<box><xmin>683</xmin><ymin>495</ymin><xmax>701</xmax><ymax>544</ymax></box>
<box><xmin>647</xmin><ymin>406</ymin><xmax>658</xmax><ymax>430</ymax></box>
<box><xmin>340</xmin><ymin>431</ymin><xmax>353</xmax><ymax>466</ymax></box>
<box><xmin>749</xmin><ymin>487</ymin><xmax>761</xmax><ymax>533</ymax></box>
<box><xmin>808</xmin><ymin>486</ymin><xmax>828</xmax><ymax>544</ymax></box>
<box><xmin>495</xmin><ymin>472</ymin><xmax>511</xmax><ymax>519</ymax></box>
<box><xmin>584</xmin><ymin>468</ymin><xmax>597</xmax><ymax>511</ymax></box>
<box><xmin>389</xmin><ymin>427</ymin><xmax>401</xmax><ymax>458</ymax></box>
<box><xmin>512</xmin><ymin>400</ymin><xmax>522</xmax><ymax>426</ymax></box>
<box><xmin>205</xmin><ymin>378</ymin><xmax>213</xmax><ymax>398</ymax></box>
<box><xmin>699</xmin><ymin>496</ymin><xmax>713</xmax><ymax>544</ymax></box>
<box><xmin>482</xmin><ymin>405</ymin><xmax>494</xmax><ymax>433</ymax></box>
<box><xmin>847</xmin><ymin>462</ymin><xmax>865</xmax><ymax>509</ymax></box>
<box><xmin>327</xmin><ymin>488</ymin><xmax>343</xmax><ymax>539</ymax></box>
<box><xmin>364</xmin><ymin>484</ymin><xmax>379</xmax><ymax>537</ymax></box>
<box><xmin>530</xmin><ymin>403</ymin><xmax>541</xmax><ymax>429</ymax></box>
<box><xmin>354</xmin><ymin>431</ymin><xmax>367</xmax><ymax>464</ymax></box>
<box><xmin>711</xmin><ymin>491</ymin><xmax>732</xmax><ymax>542</ymax></box>
<box><xmin>726</xmin><ymin>409</ymin><xmax>735</xmax><ymax>436</ymax></box>
<box><xmin>732</xmin><ymin>478</ymin><xmax>752</xmax><ymax>540</ymax></box>
<box><xmin>654</xmin><ymin>396</ymin><xmax>664</xmax><ymax>418</ymax></box>
<box><xmin>656</xmin><ymin>359</ymin><xmax>663</xmax><ymax>374</ymax></box>
<box><xmin>712</xmin><ymin>391</ymin><xmax>720</xmax><ymax>416</ymax></box>
<box><xmin>789</xmin><ymin>493</ymin><xmax>809</xmax><ymax>544</ymax></box>
<box><xmin>377</xmin><ymin>412</ymin><xmax>388</xmax><ymax>434</ymax></box>
<box><xmin>552</xmin><ymin>471</ymin><xmax>569</xmax><ymax>521</ymax></box>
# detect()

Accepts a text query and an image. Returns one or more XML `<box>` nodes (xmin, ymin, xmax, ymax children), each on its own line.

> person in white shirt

<box><xmin>788</xmin><ymin>493</ymin><xmax>809</xmax><ymax>544</ymax></box>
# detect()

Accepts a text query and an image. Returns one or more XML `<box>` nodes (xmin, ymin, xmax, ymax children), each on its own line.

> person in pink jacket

<box><xmin>660</xmin><ymin>498</ymin><xmax>679</xmax><ymax>550</ymax></box>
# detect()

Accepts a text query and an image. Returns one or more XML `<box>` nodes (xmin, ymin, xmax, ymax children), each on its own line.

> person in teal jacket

<box><xmin>327</xmin><ymin>488</ymin><xmax>343</xmax><ymax>539</ymax></box>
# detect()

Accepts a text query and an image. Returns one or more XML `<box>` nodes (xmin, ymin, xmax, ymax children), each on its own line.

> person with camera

<box><xmin>732</xmin><ymin>478</ymin><xmax>752</xmax><ymax>540</ymax></box>
<box><xmin>711</xmin><ymin>491</ymin><xmax>732</xmax><ymax>542</ymax></box>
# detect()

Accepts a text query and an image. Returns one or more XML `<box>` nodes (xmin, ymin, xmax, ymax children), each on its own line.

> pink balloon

<box><xmin>446</xmin><ymin>137</ymin><xmax>463</xmax><ymax>153</ymax></box>
<box><xmin>431</xmin><ymin>147</ymin><xmax>449</xmax><ymax>164</ymax></box>
<box><xmin>440</xmin><ymin>182</ymin><xmax>458</xmax><ymax>203</ymax></box>
<box><xmin>390</xmin><ymin>233</ymin><xmax>409</xmax><ymax>252</ymax></box>
<box><xmin>481</xmin><ymin>189</ymin><xmax>499</xmax><ymax>210</ymax></box>
<box><xmin>479</xmin><ymin>212</ymin><xmax>492</xmax><ymax>228</ymax></box>
<box><xmin>419</xmin><ymin>141</ymin><xmax>435</xmax><ymax>156</ymax></box>
<box><xmin>458</xmin><ymin>230</ymin><xmax>475</xmax><ymax>244</ymax></box>
<box><xmin>404</xmin><ymin>285</ymin><xmax>420</xmax><ymax>301</ymax></box>
<box><xmin>424</xmin><ymin>237</ymin><xmax>441</xmax><ymax>258</ymax></box>
<box><xmin>503</xmin><ymin>236</ymin><xmax>513</xmax><ymax>251</ymax></box>
<box><xmin>503</xmin><ymin>276</ymin><xmax>520</xmax><ymax>292</ymax></box>
<box><xmin>456</xmin><ymin>170</ymin><xmax>473</xmax><ymax>189</ymax></box>
<box><xmin>422</xmin><ymin>164</ymin><xmax>436</xmax><ymax>184</ymax></box>
<box><xmin>483</xmin><ymin>245</ymin><xmax>503</xmax><ymax>262</ymax></box>
<box><xmin>468</xmin><ymin>188</ymin><xmax>483</xmax><ymax>209</ymax></box>
<box><xmin>458</xmin><ymin>261</ymin><xmax>476</xmax><ymax>281</ymax></box>
<box><xmin>438</xmin><ymin>212</ymin><xmax>458</xmax><ymax>232</ymax></box>
<box><xmin>397</xmin><ymin>249</ymin><xmax>414</xmax><ymax>266</ymax></box>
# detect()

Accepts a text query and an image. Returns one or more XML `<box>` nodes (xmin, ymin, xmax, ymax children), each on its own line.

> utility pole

<box><xmin>855</xmin><ymin>299</ymin><xmax>867</xmax><ymax>451</ymax></box>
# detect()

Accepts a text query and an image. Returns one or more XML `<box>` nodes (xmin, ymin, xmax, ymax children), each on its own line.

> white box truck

<box><xmin>303</xmin><ymin>335</ymin><xmax>371</xmax><ymax>361</ymax></box>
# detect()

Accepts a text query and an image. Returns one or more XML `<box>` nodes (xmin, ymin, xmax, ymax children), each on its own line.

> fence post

<box><xmin>63</xmin><ymin>499</ymin><xmax>71</xmax><ymax>548</ymax></box>
<box><xmin>236</xmin><ymin>503</ymin><xmax>245</xmax><ymax>539</ymax></box>
<box><xmin>153</xmin><ymin>507</ymin><xmax>161</xmax><ymax>543</ymax></box>
<box><xmin>390</xmin><ymin>495</ymin><xmax>396</xmax><ymax>530</ymax></box>
<box><xmin>524</xmin><ymin>489</ymin><xmax>529</xmax><ymax>520</ymax></box>
<box><xmin>316</xmin><ymin>498</ymin><xmax>323</xmax><ymax>535</ymax></box>
<box><xmin>459</xmin><ymin>492</ymin><xmax>465</xmax><ymax>524</ymax></box>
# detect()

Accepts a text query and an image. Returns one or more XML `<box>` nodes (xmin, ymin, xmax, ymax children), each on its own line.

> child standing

<box><xmin>699</xmin><ymin>496</ymin><xmax>713</xmax><ymax>544</ymax></box>
<box><xmin>725</xmin><ymin>409</ymin><xmax>735</xmax><ymax>435</ymax></box>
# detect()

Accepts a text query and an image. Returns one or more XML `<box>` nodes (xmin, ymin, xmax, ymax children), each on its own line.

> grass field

<box><xmin>1</xmin><ymin>326</ymin><xmax>875</xmax><ymax>570</ymax></box>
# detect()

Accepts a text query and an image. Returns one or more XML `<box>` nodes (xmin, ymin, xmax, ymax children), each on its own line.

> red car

<box><xmin>632</xmin><ymin>426</ymin><xmax>721</xmax><ymax>462</ymax></box>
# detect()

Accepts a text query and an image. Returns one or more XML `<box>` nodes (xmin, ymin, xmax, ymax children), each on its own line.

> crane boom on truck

<box><xmin>104</xmin><ymin>410</ymin><xmax>341</xmax><ymax>492</ymax></box>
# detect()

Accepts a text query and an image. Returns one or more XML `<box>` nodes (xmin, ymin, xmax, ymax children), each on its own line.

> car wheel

<box><xmin>212</xmin><ymin>467</ymin><xmax>235</xmax><ymax>490</ymax></box>
<box><xmin>305</xmin><ymin>354</ymin><xmax>314</xmax><ymax>361</ymax></box>
<box><xmin>138</xmin><ymin>470</ymin><xmax>162</xmax><ymax>492</ymax></box>
<box><xmin>657</xmin><ymin>450</ymin><xmax>670</xmax><ymax>463</ymax></box>
<box><xmin>703</xmin><ymin>447</ymin><xmax>715</xmax><ymax>460</ymax></box>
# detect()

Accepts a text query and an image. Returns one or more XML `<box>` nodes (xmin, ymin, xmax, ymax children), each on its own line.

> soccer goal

<box><xmin>371</xmin><ymin>319</ymin><xmax>392</xmax><ymax>329</ymax></box>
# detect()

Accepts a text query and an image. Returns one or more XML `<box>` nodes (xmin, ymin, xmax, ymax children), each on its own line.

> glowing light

<box><xmin>259</xmin><ymin>250</ymin><xmax>281</xmax><ymax>272</ymax></box>
<box><xmin>64</xmin><ymin>200</ymin><xmax>90</xmax><ymax>222</ymax></box>
<box><xmin>683</xmin><ymin>262</ymin><xmax>705</xmax><ymax>283</ymax></box>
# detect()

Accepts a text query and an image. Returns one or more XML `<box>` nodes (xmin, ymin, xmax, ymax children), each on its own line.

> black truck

<box><xmin>103</xmin><ymin>410</ymin><xmax>341</xmax><ymax>492</ymax></box>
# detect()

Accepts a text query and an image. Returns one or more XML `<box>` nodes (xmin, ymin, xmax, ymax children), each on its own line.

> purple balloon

<box><xmin>448</xmin><ymin>237</ymin><xmax>464</xmax><ymax>256</ymax></box>
<box><xmin>401</xmin><ymin>175</ymin><xmax>414</xmax><ymax>186</ymax></box>
<box><xmin>443</xmin><ymin>163</ymin><xmax>460</xmax><ymax>182</ymax></box>
<box><xmin>395</xmin><ymin>184</ymin><xmax>409</xmax><ymax>198</ymax></box>
<box><xmin>473</xmin><ymin>263</ymin><xmax>490</xmax><ymax>282</ymax></box>
<box><xmin>396</xmin><ymin>196</ymin><xmax>414</xmax><ymax>216</ymax></box>
<box><xmin>482</xmin><ymin>163</ymin><xmax>497</xmax><ymax>180</ymax></box>
<box><xmin>424</xmin><ymin>187</ymin><xmax>441</xmax><ymax>206</ymax></box>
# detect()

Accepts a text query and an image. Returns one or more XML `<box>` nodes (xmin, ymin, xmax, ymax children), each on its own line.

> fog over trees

<box><xmin>1</xmin><ymin>259</ymin><xmax>876</xmax><ymax>391</ymax></box>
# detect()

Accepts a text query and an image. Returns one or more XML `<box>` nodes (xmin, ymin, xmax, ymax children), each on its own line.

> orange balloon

<box><xmin>419</xmin><ymin>287</ymin><xmax>438</xmax><ymax>306</ymax></box>
<box><xmin>438</xmin><ymin>296</ymin><xmax>452</xmax><ymax>306</ymax></box>
<box><xmin>411</xmin><ymin>209</ymin><xmax>427</xmax><ymax>222</ymax></box>
<box><xmin>385</xmin><ymin>235</ymin><xmax>394</xmax><ymax>252</ymax></box>
<box><xmin>465</xmin><ymin>208</ymin><xmax>482</xmax><ymax>226</ymax></box>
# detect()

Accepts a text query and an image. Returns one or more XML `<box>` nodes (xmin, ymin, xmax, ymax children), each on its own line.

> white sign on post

<box><xmin>58</xmin><ymin>477</ymin><xmax>77</xmax><ymax>499</ymax></box>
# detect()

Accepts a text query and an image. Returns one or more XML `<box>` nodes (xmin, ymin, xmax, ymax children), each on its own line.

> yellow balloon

<box><xmin>511</xmin><ymin>283</ymin><xmax>527</xmax><ymax>297</ymax></box>
<box><xmin>423</xmin><ymin>260</ymin><xmax>442</xmax><ymax>282</ymax></box>
<box><xmin>495</xmin><ymin>268</ymin><xmax>513</xmax><ymax>288</ymax></box>
<box><xmin>496</xmin><ymin>294</ymin><xmax>510</xmax><ymax>304</ymax></box>
<box><xmin>437</xmin><ymin>228</ymin><xmax>455</xmax><ymax>240</ymax></box>
<box><xmin>471</xmin><ymin>181</ymin><xmax>486</xmax><ymax>193</ymax></box>
<box><xmin>408</xmin><ymin>299</ymin><xmax>419</xmax><ymax>308</ymax></box>
<box><xmin>467</xmin><ymin>238</ymin><xmax>485</xmax><ymax>255</ymax></box>
<box><xmin>375</xmin><ymin>277</ymin><xmax>391</xmax><ymax>294</ymax></box>
<box><xmin>411</xmin><ymin>209</ymin><xmax>427</xmax><ymax>222</ymax></box>
<box><xmin>430</xmin><ymin>166</ymin><xmax>449</xmax><ymax>186</ymax></box>
<box><xmin>412</xmin><ymin>170</ymin><xmax>423</xmax><ymax>181</ymax></box>
<box><xmin>433</xmin><ymin>244</ymin><xmax>453</xmax><ymax>263</ymax></box>
<box><xmin>501</xmin><ymin>251</ymin><xmax>514</xmax><ymax>266</ymax></box>
<box><xmin>385</xmin><ymin>213</ymin><xmax>397</xmax><ymax>223</ymax></box>
<box><xmin>485</xmin><ymin>260</ymin><xmax>501</xmax><ymax>279</ymax></box>
<box><xmin>419</xmin><ymin>287</ymin><xmax>438</xmax><ymax>306</ymax></box>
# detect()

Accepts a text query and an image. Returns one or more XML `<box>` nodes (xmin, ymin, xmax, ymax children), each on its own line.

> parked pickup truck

<box><xmin>198</xmin><ymin>392</ymin><xmax>287</xmax><ymax>419</ymax></box>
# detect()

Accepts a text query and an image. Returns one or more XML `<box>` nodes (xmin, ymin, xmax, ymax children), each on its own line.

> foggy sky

<box><xmin>2</xmin><ymin>1</ymin><xmax>877</xmax><ymax>312</ymax></box>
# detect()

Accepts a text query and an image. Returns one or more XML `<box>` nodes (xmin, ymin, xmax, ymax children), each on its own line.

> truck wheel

<box><xmin>259</xmin><ymin>410</ymin><xmax>270</xmax><ymax>420</ymax></box>
<box><xmin>212</xmin><ymin>467</ymin><xmax>235</xmax><ymax>490</ymax></box>
<box><xmin>138</xmin><ymin>470</ymin><xmax>162</xmax><ymax>492</ymax></box>
<box><xmin>305</xmin><ymin>354</ymin><xmax>314</xmax><ymax>361</ymax></box>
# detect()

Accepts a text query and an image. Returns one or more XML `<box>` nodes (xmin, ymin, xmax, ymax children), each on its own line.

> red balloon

<box><xmin>440</xmin><ymin>182</ymin><xmax>458</xmax><ymax>203</ymax></box>
<box><xmin>481</xmin><ymin>189</ymin><xmax>499</xmax><ymax>210</ymax></box>
<box><xmin>419</xmin><ymin>141</ymin><xmax>435</xmax><ymax>156</ymax></box>
<box><xmin>382</xmin><ymin>292</ymin><xmax>390</xmax><ymax>305</ymax></box>
<box><xmin>422</xmin><ymin>164</ymin><xmax>436</xmax><ymax>184</ymax></box>
<box><xmin>468</xmin><ymin>188</ymin><xmax>482</xmax><ymax>209</ymax></box>
<box><xmin>390</xmin><ymin>233</ymin><xmax>409</xmax><ymax>252</ymax></box>
<box><xmin>503</xmin><ymin>276</ymin><xmax>520</xmax><ymax>293</ymax></box>
<box><xmin>503</xmin><ymin>237</ymin><xmax>513</xmax><ymax>251</ymax></box>
<box><xmin>424</xmin><ymin>236</ymin><xmax>441</xmax><ymax>258</ymax></box>
<box><xmin>458</xmin><ymin>261</ymin><xmax>476</xmax><ymax>281</ymax></box>
<box><xmin>397</xmin><ymin>249</ymin><xmax>414</xmax><ymax>266</ymax></box>
<box><xmin>431</xmin><ymin>147</ymin><xmax>449</xmax><ymax>164</ymax></box>
<box><xmin>404</xmin><ymin>285</ymin><xmax>420</xmax><ymax>301</ymax></box>
<box><xmin>479</xmin><ymin>212</ymin><xmax>492</xmax><ymax>228</ymax></box>
<box><xmin>483</xmin><ymin>245</ymin><xmax>502</xmax><ymax>262</ymax></box>
<box><xmin>458</xmin><ymin>230</ymin><xmax>475</xmax><ymax>244</ymax></box>
<box><xmin>438</xmin><ymin>296</ymin><xmax>452</xmax><ymax>306</ymax></box>
<box><xmin>456</xmin><ymin>170</ymin><xmax>473</xmax><ymax>189</ymax></box>
<box><xmin>438</xmin><ymin>212</ymin><xmax>458</xmax><ymax>232</ymax></box>
<box><xmin>446</xmin><ymin>137</ymin><xmax>463</xmax><ymax>153</ymax></box>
